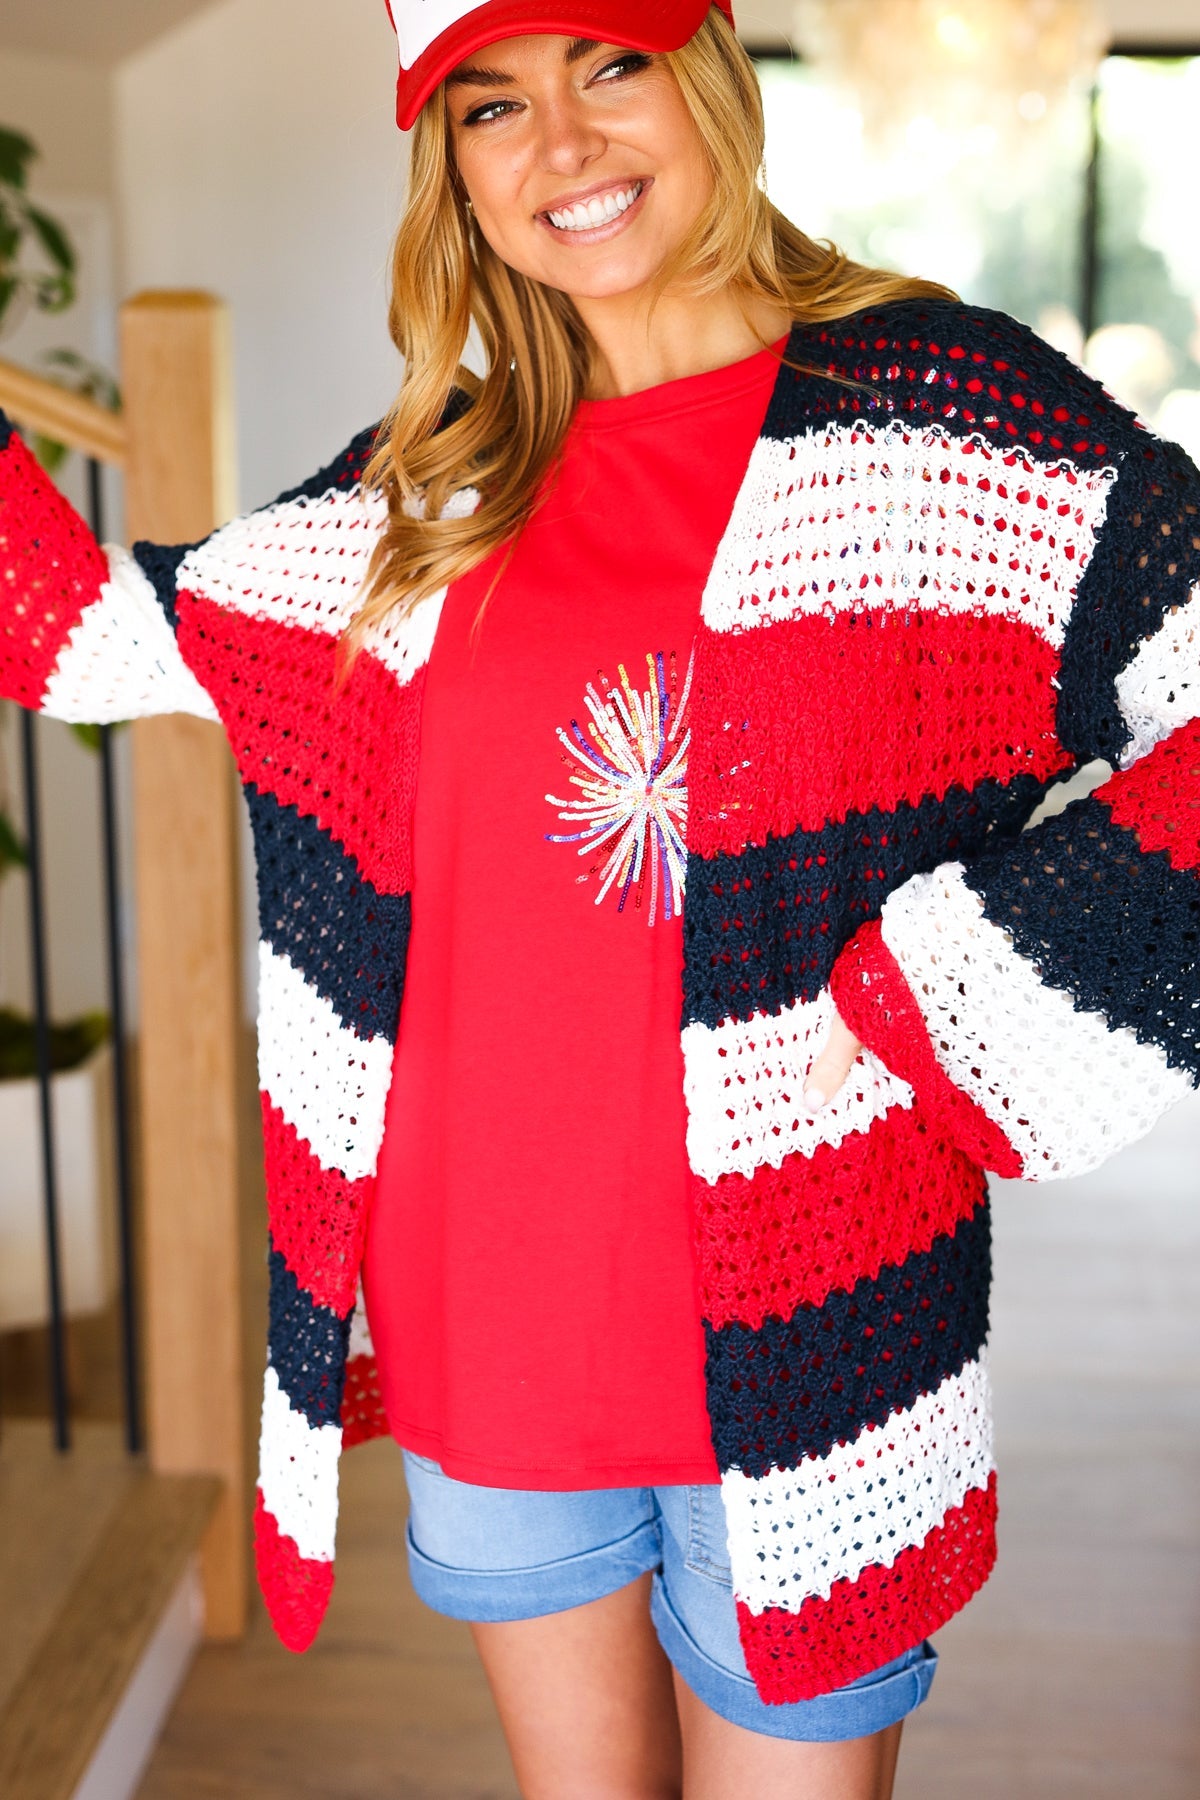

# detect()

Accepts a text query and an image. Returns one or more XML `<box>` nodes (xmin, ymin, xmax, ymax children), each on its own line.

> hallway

<box><xmin>136</xmin><ymin>1094</ymin><xmax>1200</xmax><ymax>1799</ymax></box>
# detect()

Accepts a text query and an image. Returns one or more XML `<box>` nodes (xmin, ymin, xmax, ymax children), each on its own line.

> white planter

<box><xmin>0</xmin><ymin>1043</ymin><xmax>117</xmax><ymax>1331</ymax></box>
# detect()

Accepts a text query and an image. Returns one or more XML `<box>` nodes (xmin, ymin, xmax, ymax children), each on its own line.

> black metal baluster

<box><xmin>87</xmin><ymin>457</ymin><xmax>143</xmax><ymax>1455</ymax></box>
<box><xmin>19</xmin><ymin>709</ymin><xmax>70</xmax><ymax>1451</ymax></box>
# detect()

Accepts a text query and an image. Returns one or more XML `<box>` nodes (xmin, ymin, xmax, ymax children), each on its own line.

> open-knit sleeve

<box><xmin>0</xmin><ymin>410</ymin><xmax>384</xmax><ymax>725</ymax></box>
<box><xmin>832</xmin><ymin>418</ymin><xmax>1200</xmax><ymax>1179</ymax></box>
<box><xmin>0</xmin><ymin>411</ymin><xmax>218</xmax><ymax>722</ymax></box>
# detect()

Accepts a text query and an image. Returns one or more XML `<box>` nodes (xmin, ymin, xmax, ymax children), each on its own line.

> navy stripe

<box><xmin>132</xmin><ymin>537</ymin><xmax>205</xmax><ymax>634</ymax></box>
<box><xmin>247</xmin><ymin>783</ymin><xmax>409</xmax><ymax>1044</ymax></box>
<box><xmin>703</xmin><ymin>1201</ymin><xmax>990</xmax><ymax>1477</ymax></box>
<box><xmin>267</xmin><ymin>1246</ymin><xmax>351</xmax><ymax>1431</ymax></box>
<box><xmin>683</xmin><ymin>777</ymin><xmax>1045</xmax><ymax>1030</ymax></box>
<box><xmin>772</xmin><ymin>300</ymin><xmax>1133</xmax><ymax>473</ymax></box>
<box><xmin>1056</xmin><ymin>434</ymin><xmax>1200</xmax><ymax>763</ymax></box>
<box><xmin>0</xmin><ymin>409</ymin><xmax>14</xmax><ymax>452</ymax></box>
<box><xmin>274</xmin><ymin>424</ymin><xmax>381</xmax><ymax>505</ymax></box>
<box><xmin>964</xmin><ymin>793</ymin><xmax>1200</xmax><ymax>1079</ymax></box>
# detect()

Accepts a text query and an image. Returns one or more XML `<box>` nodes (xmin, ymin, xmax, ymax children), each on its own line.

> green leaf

<box><xmin>0</xmin><ymin>275</ymin><xmax>17</xmax><ymax>330</ymax></box>
<box><xmin>26</xmin><ymin>204</ymin><xmax>76</xmax><ymax>276</ymax></box>
<box><xmin>68</xmin><ymin>722</ymin><xmax>107</xmax><ymax>752</ymax></box>
<box><xmin>31</xmin><ymin>432</ymin><xmax>68</xmax><ymax>475</ymax></box>
<box><xmin>0</xmin><ymin>201</ymin><xmax>21</xmax><ymax>256</ymax></box>
<box><xmin>36</xmin><ymin>349</ymin><xmax>122</xmax><ymax>417</ymax></box>
<box><xmin>31</xmin><ymin>270</ymin><xmax>75</xmax><ymax>314</ymax></box>
<box><xmin>0</xmin><ymin>1006</ymin><xmax>110</xmax><ymax>1079</ymax></box>
<box><xmin>0</xmin><ymin>808</ymin><xmax>28</xmax><ymax>873</ymax></box>
<box><xmin>0</xmin><ymin>127</ymin><xmax>35</xmax><ymax>190</ymax></box>
<box><xmin>41</xmin><ymin>346</ymin><xmax>86</xmax><ymax>372</ymax></box>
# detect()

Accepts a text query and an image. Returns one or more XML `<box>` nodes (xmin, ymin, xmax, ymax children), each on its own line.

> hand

<box><xmin>804</xmin><ymin>1011</ymin><xmax>863</xmax><ymax>1112</ymax></box>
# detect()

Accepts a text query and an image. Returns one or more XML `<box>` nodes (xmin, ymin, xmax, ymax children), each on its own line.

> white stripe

<box><xmin>682</xmin><ymin>988</ymin><xmax>914</xmax><ymax>1183</ymax></box>
<box><xmin>178</xmin><ymin>484</ymin><xmax>470</xmax><ymax>687</ymax></box>
<box><xmin>880</xmin><ymin>863</ymin><xmax>1194</xmax><ymax>1178</ymax></box>
<box><xmin>701</xmin><ymin>422</ymin><xmax>1118</xmax><ymax>645</ymax></box>
<box><xmin>258</xmin><ymin>1364</ymin><xmax>340</xmax><ymax>1563</ymax></box>
<box><xmin>41</xmin><ymin>545</ymin><xmax>218</xmax><ymax>723</ymax></box>
<box><xmin>1114</xmin><ymin>580</ymin><xmax>1200</xmax><ymax>767</ymax></box>
<box><xmin>256</xmin><ymin>942</ymin><xmax>393</xmax><ymax>1182</ymax></box>
<box><xmin>724</xmin><ymin>1357</ymin><xmax>995</xmax><ymax>1614</ymax></box>
<box><xmin>392</xmin><ymin>0</ymin><xmax>492</xmax><ymax>69</ymax></box>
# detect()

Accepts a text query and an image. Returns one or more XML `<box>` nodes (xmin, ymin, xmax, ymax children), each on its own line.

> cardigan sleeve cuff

<box><xmin>830</xmin><ymin>919</ymin><xmax>1023</xmax><ymax>1178</ymax></box>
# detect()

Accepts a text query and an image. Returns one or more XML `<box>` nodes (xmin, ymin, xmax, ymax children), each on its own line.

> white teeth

<box><xmin>547</xmin><ymin>182</ymin><xmax>642</xmax><ymax>232</ymax></box>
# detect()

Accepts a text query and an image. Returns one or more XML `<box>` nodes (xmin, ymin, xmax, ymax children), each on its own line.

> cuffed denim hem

<box><xmin>649</xmin><ymin>1574</ymin><xmax>938</xmax><ymax>1742</ymax></box>
<box><xmin>405</xmin><ymin>1515</ymin><xmax>662</xmax><ymax>1624</ymax></box>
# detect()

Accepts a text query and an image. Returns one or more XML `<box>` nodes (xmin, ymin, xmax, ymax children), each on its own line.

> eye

<box><xmin>592</xmin><ymin>51</ymin><xmax>652</xmax><ymax>83</ymax></box>
<box><xmin>461</xmin><ymin>96</ymin><xmax>519</xmax><ymax>127</ymax></box>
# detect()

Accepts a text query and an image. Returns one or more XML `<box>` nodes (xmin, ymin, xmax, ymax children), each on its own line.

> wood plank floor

<box><xmin>137</xmin><ymin>1093</ymin><xmax>1200</xmax><ymax>1799</ymax></box>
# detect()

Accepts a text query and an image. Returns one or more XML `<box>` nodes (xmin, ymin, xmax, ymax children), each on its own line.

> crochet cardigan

<box><xmin>2</xmin><ymin>299</ymin><xmax>1198</xmax><ymax>1704</ymax></box>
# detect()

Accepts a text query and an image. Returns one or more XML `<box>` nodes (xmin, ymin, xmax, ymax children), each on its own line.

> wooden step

<box><xmin>0</xmin><ymin>1422</ymin><xmax>140</xmax><ymax>1716</ymax></box>
<box><xmin>0</xmin><ymin>1466</ymin><xmax>220</xmax><ymax>1800</ymax></box>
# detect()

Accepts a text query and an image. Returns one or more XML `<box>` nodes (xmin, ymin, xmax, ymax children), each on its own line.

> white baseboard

<box><xmin>71</xmin><ymin>1557</ymin><xmax>202</xmax><ymax>1800</ymax></box>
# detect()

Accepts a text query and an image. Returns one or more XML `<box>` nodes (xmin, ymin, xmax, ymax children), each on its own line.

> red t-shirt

<box><xmin>363</xmin><ymin>340</ymin><xmax>785</xmax><ymax>1488</ymax></box>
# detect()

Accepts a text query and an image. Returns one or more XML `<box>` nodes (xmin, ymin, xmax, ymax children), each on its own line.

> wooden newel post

<box><xmin>121</xmin><ymin>292</ymin><xmax>247</xmax><ymax>1640</ymax></box>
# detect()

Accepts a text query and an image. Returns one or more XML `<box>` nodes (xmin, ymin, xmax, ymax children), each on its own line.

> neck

<box><xmin>573</xmin><ymin>286</ymin><xmax>792</xmax><ymax>400</ymax></box>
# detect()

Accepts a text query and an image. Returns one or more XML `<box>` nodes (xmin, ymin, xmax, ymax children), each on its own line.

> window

<box><xmin>757</xmin><ymin>48</ymin><xmax>1200</xmax><ymax>460</ymax></box>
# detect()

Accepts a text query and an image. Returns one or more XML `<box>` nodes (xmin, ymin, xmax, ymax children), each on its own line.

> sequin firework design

<box><xmin>546</xmin><ymin>650</ymin><xmax>693</xmax><ymax>923</ymax></box>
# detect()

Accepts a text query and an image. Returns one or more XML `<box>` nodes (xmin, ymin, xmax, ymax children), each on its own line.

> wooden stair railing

<box><xmin>0</xmin><ymin>359</ymin><xmax>127</xmax><ymax>465</ymax></box>
<box><xmin>0</xmin><ymin>293</ymin><xmax>248</xmax><ymax>1644</ymax></box>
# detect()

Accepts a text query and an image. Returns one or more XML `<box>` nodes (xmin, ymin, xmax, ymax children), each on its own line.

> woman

<box><xmin>2</xmin><ymin>3</ymin><xmax>1196</xmax><ymax>1796</ymax></box>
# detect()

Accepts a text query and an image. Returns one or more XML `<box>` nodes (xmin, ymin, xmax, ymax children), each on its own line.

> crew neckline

<box><xmin>572</xmin><ymin>332</ymin><xmax>790</xmax><ymax>434</ymax></box>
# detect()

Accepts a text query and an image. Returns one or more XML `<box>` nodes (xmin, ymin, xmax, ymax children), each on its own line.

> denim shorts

<box><xmin>401</xmin><ymin>1451</ymin><xmax>937</xmax><ymax>1742</ymax></box>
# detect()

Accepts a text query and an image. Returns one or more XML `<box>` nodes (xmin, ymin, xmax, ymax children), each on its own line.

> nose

<box><xmin>535</xmin><ymin>93</ymin><xmax>607</xmax><ymax>176</ymax></box>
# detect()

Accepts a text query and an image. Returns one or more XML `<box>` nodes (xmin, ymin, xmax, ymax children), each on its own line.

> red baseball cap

<box><xmin>385</xmin><ymin>0</ymin><xmax>735</xmax><ymax>131</ymax></box>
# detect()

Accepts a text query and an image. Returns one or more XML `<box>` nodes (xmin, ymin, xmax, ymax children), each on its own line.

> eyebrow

<box><xmin>445</xmin><ymin>38</ymin><xmax>602</xmax><ymax>90</ymax></box>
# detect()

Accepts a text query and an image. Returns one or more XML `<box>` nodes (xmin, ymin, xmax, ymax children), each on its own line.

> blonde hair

<box><xmin>356</xmin><ymin>11</ymin><xmax>954</xmax><ymax>632</ymax></box>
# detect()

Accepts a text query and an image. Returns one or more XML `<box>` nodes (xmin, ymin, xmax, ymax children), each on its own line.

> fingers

<box><xmin>804</xmin><ymin>1012</ymin><xmax>863</xmax><ymax>1112</ymax></box>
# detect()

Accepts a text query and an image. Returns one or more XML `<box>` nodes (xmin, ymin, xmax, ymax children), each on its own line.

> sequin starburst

<box><xmin>546</xmin><ymin>649</ymin><xmax>692</xmax><ymax>923</ymax></box>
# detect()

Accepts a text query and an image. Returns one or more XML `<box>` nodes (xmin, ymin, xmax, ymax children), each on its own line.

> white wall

<box><xmin>115</xmin><ymin>0</ymin><xmax>408</xmax><ymax>514</ymax></box>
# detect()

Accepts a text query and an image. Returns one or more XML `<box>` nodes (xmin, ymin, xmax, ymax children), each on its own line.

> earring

<box><xmin>465</xmin><ymin>198</ymin><xmax>475</xmax><ymax>214</ymax></box>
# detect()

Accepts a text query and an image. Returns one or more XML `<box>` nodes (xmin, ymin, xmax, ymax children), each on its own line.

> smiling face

<box><xmin>445</xmin><ymin>35</ymin><xmax>714</xmax><ymax>303</ymax></box>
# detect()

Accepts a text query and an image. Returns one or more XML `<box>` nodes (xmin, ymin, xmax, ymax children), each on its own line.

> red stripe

<box><xmin>176</xmin><ymin>593</ymin><xmax>423</xmax><ymax>893</ymax></box>
<box><xmin>260</xmin><ymin>1097</ymin><xmax>373</xmax><ymax>1316</ymax></box>
<box><xmin>690</xmin><ymin>609</ymin><xmax>1069</xmax><ymax>859</ymax></box>
<box><xmin>0</xmin><ymin>432</ymin><xmax>109</xmax><ymax>706</ymax></box>
<box><xmin>831</xmin><ymin>922</ymin><xmax>1023</xmax><ymax>1178</ymax></box>
<box><xmin>254</xmin><ymin>1489</ymin><xmax>334</xmax><ymax>1654</ymax></box>
<box><xmin>737</xmin><ymin>1474</ymin><xmax>997</xmax><ymax>1704</ymax></box>
<box><xmin>694</xmin><ymin>1103</ymin><xmax>986</xmax><ymax>1332</ymax></box>
<box><xmin>1096</xmin><ymin>718</ymin><xmax>1200</xmax><ymax>875</ymax></box>
<box><xmin>342</xmin><ymin>1352</ymin><xmax>390</xmax><ymax>1450</ymax></box>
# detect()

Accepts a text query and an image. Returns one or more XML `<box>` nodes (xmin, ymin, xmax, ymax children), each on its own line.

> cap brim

<box><xmin>394</xmin><ymin>0</ymin><xmax>718</xmax><ymax>130</ymax></box>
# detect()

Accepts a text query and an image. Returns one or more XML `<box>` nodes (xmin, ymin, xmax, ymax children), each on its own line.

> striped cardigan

<box><xmin>2</xmin><ymin>299</ymin><xmax>1197</xmax><ymax>1703</ymax></box>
